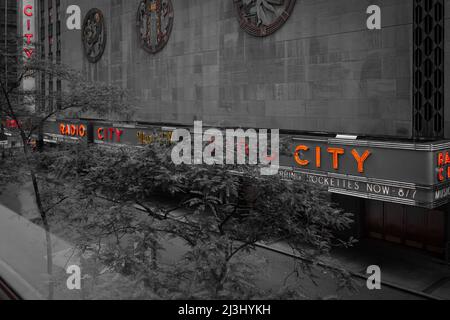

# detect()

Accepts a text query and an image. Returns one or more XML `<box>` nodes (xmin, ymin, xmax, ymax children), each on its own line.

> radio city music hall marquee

<box><xmin>41</xmin><ymin>121</ymin><xmax>450</xmax><ymax>209</ymax></box>
<box><xmin>92</xmin><ymin>124</ymin><xmax>171</xmax><ymax>146</ymax></box>
<box><xmin>42</xmin><ymin>121</ymin><xmax>174</xmax><ymax>146</ymax></box>
<box><xmin>279</xmin><ymin>136</ymin><xmax>450</xmax><ymax>209</ymax></box>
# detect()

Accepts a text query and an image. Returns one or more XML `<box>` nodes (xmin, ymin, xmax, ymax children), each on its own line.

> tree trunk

<box><xmin>30</xmin><ymin>170</ymin><xmax>54</xmax><ymax>300</ymax></box>
<box><xmin>0</xmin><ymin>84</ymin><xmax>54</xmax><ymax>299</ymax></box>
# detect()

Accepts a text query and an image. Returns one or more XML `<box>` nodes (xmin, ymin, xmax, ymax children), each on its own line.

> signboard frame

<box><xmin>280</xmin><ymin>135</ymin><xmax>450</xmax><ymax>209</ymax></box>
<box><xmin>40</xmin><ymin>120</ymin><xmax>450</xmax><ymax>209</ymax></box>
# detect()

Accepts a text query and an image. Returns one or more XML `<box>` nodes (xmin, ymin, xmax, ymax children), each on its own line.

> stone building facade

<box><xmin>54</xmin><ymin>0</ymin><xmax>416</xmax><ymax>138</ymax></box>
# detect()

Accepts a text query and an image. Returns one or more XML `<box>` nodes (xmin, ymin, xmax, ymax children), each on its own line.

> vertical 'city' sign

<box><xmin>22</xmin><ymin>0</ymin><xmax>36</xmax><ymax>109</ymax></box>
<box><xmin>22</xmin><ymin>0</ymin><xmax>35</xmax><ymax>59</ymax></box>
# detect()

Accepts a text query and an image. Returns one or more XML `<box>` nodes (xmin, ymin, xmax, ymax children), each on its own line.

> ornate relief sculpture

<box><xmin>82</xmin><ymin>8</ymin><xmax>107</xmax><ymax>63</ymax></box>
<box><xmin>137</xmin><ymin>0</ymin><xmax>174</xmax><ymax>54</ymax></box>
<box><xmin>234</xmin><ymin>0</ymin><xmax>296</xmax><ymax>36</ymax></box>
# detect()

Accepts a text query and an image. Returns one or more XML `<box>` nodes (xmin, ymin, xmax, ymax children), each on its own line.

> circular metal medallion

<box><xmin>137</xmin><ymin>0</ymin><xmax>174</xmax><ymax>54</ymax></box>
<box><xmin>82</xmin><ymin>8</ymin><xmax>107</xmax><ymax>63</ymax></box>
<box><xmin>234</xmin><ymin>0</ymin><xmax>296</xmax><ymax>37</ymax></box>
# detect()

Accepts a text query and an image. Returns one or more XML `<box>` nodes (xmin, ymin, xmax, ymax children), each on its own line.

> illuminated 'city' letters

<box><xmin>22</xmin><ymin>1</ymin><xmax>35</xmax><ymax>59</ymax></box>
<box><xmin>294</xmin><ymin>145</ymin><xmax>371</xmax><ymax>173</ymax></box>
<box><xmin>352</xmin><ymin>150</ymin><xmax>372</xmax><ymax>173</ymax></box>
<box><xmin>97</xmin><ymin>127</ymin><xmax>124</xmax><ymax>143</ymax></box>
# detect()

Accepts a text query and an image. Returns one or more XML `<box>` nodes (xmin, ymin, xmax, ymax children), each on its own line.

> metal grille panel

<box><xmin>413</xmin><ymin>0</ymin><xmax>445</xmax><ymax>139</ymax></box>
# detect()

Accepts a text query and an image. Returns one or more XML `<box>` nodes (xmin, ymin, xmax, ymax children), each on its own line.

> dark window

<box><xmin>40</xmin><ymin>74</ymin><xmax>46</xmax><ymax>112</ymax></box>
<box><xmin>40</xmin><ymin>25</ymin><xmax>45</xmax><ymax>41</ymax></box>
<box><xmin>40</xmin><ymin>0</ymin><xmax>45</xmax><ymax>40</ymax></box>
<box><xmin>48</xmin><ymin>74</ymin><xmax>53</xmax><ymax>112</ymax></box>
<box><xmin>56</xmin><ymin>79</ymin><xmax>62</xmax><ymax>110</ymax></box>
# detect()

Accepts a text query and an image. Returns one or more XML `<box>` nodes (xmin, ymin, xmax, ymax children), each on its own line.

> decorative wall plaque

<box><xmin>234</xmin><ymin>0</ymin><xmax>296</xmax><ymax>37</ymax></box>
<box><xmin>82</xmin><ymin>8</ymin><xmax>107</xmax><ymax>63</ymax></box>
<box><xmin>137</xmin><ymin>0</ymin><xmax>174</xmax><ymax>54</ymax></box>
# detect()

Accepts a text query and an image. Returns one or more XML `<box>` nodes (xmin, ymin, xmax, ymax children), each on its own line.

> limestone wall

<box><xmin>60</xmin><ymin>0</ymin><xmax>413</xmax><ymax>138</ymax></box>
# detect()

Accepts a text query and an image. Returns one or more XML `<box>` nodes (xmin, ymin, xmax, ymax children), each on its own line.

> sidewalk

<box><xmin>334</xmin><ymin>239</ymin><xmax>450</xmax><ymax>299</ymax></box>
<box><xmin>267</xmin><ymin>238</ymin><xmax>450</xmax><ymax>299</ymax></box>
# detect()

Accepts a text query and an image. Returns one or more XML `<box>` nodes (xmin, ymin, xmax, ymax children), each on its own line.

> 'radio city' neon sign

<box><xmin>437</xmin><ymin>151</ymin><xmax>450</xmax><ymax>182</ymax></box>
<box><xmin>60</xmin><ymin>123</ymin><xmax>87</xmax><ymax>138</ymax></box>
<box><xmin>294</xmin><ymin>145</ymin><xmax>371</xmax><ymax>173</ymax></box>
<box><xmin>97</xmin><ymin>127</ymin><xmax>124</xmax><ymax>143</ymax></box>
<box><xmin>22</xmin><ymin>1</ymin><xmax>35</xmax><ymax>59</ymax></box>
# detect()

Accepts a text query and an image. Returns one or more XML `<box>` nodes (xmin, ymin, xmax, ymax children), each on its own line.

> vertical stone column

<box><xmin>413</xmin><ymin>0</ymin><xmax>445</xmax><ymax>139</ymax></box>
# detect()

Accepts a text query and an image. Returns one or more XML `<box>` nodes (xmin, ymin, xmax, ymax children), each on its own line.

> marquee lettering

<box><xmin>137</xmin><ymin>131</ymin><xmax>173</xmax><ymax>145</ymax></box>
<box><xmin>327</xmin><ymin>148</ymin><xmax>345</xmax><ymax>170</ymax></box>
<box><xmin>22</xmin><ymin>2</ymin><xmax>35</xmax><ymax>59</ymax></box>
<box><xmin>437</xmin><ymin>151</ymin><xmax>450</xmax><ymax>182</ymax></box>
<box><xmin>294</xmin><ymin>145</ymin><xmax>372</xmax><ymax>173</ymax></box>
<box><xmin>59</xmin><ymin>124</ymin><xmax>86</xmax><ymax>138</ymax></box>
<box><xmin>294</xmin><ymin>145</ymin><xmax>309</xmax><ymax>166</ymax></box>
<box><xmin>97</xmin><ymin>127</ymin><xmax>123</xmax><ymax>143</ymax></box>
<box><xmin>352</xmin><ymin>150</ymin><xmax>372</xmax><ymax>173</ymax></box>
<box><xmin>24</xmin><ymin>5</ymin><xmax>33</xmax><ymax>16</ymax></box>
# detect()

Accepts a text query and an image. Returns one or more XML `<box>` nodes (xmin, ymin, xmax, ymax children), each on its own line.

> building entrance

<box><xmin>365</xmin><ymin>200</ymin><xmax>446</xmax><ymax>255</ymax></box>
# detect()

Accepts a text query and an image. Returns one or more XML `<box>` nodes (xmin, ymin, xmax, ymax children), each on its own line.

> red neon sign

<box><xmin>97</xmin><ymin>127</ymin><xmax>124</xmax><ymax>143</ymax></box>
<box><xmin>24</xmin><ymin>5</ymin><xmax>33</xmax><ymax>16</ymax></box>
<box><xmin>59</xmin><ymin>124</ymin><xmax>87</xmax><ymax>138</ymax></box>
<box><xmin>294</xmin><ymin>145</ymin><xmax>371</xmax><ymax>174</ymax></box>
<box><xmin>22</xmin><ymin>2</ymin><xmax>34</xmax><ymax>59</ymax></box>
<box><xmin>437</xmin><ymin>151</ymin><xmax>450</xmax><ymax>182</ymax></box>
